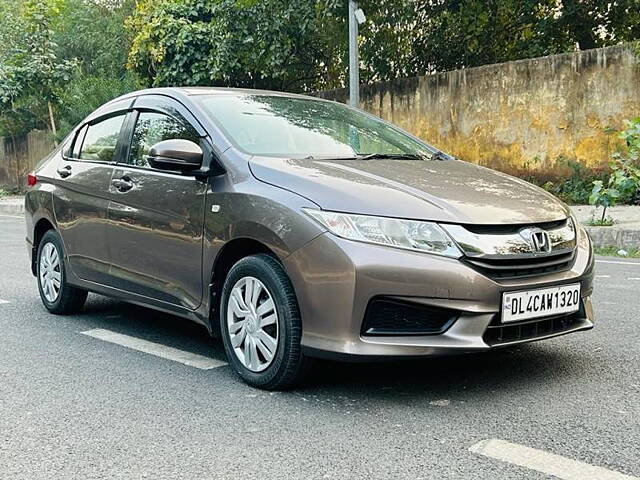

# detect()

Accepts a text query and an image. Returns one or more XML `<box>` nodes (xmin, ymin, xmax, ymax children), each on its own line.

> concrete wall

<box><xmin>318</xmin><ymin>45</ymin><xmax>640</xmax><ymax>181</ymax></box>
<box><xmin>0</xmin><ymin>130</ymin><xmax>55</xmax><ymax>191</ymax></box>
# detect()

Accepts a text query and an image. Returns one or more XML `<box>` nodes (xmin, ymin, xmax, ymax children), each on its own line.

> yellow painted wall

<box><xmin>319</xmin><ymin>45</ymin><xmax>640</xmax><ymax>181</ymax></box>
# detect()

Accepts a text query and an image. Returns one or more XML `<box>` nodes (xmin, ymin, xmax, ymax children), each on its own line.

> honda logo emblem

<box><xmin>519</xmin><ymin>227</ymin><xmax>552</xmax><ymax>253</ymax></box>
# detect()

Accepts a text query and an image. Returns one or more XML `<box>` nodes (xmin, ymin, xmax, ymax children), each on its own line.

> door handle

<box><xmin>111</xmin><ymin>176</ymin><xmax>134</xmax><ymax>192</ymax></box>
<box><xmin>57</xmin><ymin>165</ymin><xmax>72</xmax><ymax>178</ymax></box>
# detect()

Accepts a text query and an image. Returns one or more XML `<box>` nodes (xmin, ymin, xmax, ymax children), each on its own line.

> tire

<box><xmin>36</xmin><ymin>229</ymin><xmax>87</xmax><ymax>314</ymax></box>
<box><xmin>219</xmin><ymin>254</ymin><xmax>312</xmax><ymax>390</ymax></box>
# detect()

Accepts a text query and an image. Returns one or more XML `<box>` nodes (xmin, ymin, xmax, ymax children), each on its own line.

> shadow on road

<box><xmin>76</xmin><ymin>293</ymin><xmax>592</xmax><ymax>403</ymax></box>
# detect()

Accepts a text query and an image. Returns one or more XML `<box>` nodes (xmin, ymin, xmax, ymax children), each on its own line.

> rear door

<box><xmin>106</xmin><ymin>96</ymin><xmax>207</xmax><ymax>310</ymax></box>
<box><xmin>53</xmin><ymin>108</ymin><xmax>129</xmax><ymax>284</ymax></box>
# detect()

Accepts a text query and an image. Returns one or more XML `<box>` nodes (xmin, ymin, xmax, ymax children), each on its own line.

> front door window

<box><xmin>128</xmin><ymin>112</ymin><xmax>200</xmax><ymax>168</ymax></box>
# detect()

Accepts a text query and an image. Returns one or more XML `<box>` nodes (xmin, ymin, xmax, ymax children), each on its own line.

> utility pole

<box><xmin>348</xmin><ymin>1</ymin><xmax>365</xmax><ymax>107</ymax></box>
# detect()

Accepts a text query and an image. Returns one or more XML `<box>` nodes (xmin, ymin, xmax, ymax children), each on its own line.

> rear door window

<box><xmin>79</xmin><ymin>114</ymin><xmax>127</xmax><ymax>162</ymax></box>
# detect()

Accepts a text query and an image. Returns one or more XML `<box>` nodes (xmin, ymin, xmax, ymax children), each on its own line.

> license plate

<box><xmin>502</xmin><ymin>284</ymin><xmax>581</xmax><ymax>323</ymax></box>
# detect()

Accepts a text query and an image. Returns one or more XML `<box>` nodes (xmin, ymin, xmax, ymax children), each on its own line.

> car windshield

<box><xmin>193</xmin><ymin>94</ymin><xmax>435</xmax><ymax>158</ymax></box>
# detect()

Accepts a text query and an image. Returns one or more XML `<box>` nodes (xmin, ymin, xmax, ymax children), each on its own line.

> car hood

<box><xmin>249</xmin><ymin>156</ymin><xmax>570</xmax><ymax>225</ymax></box>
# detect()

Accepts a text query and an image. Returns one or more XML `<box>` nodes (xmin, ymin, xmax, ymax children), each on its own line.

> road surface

<box><xmin>0</xmin><ymin>214</ymin><xmax>638</xmax><ymax>479</ymax></box>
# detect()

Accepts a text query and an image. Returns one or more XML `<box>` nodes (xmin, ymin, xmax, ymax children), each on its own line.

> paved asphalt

<box><xmin>0</xmin><ymin>214</ymin><xmax>639</xmax><ymax>480</ymax></box>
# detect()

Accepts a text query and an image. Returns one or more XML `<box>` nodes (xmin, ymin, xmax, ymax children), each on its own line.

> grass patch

<box><xmin>0</xmin><ymin>187</ymin><xmax>21</xmax><ymax>198</ymax></box>
<box><xmin>593</xmin><ymin>246</ymin><xmax>640</xmax><ymax>258</ymax></box>
<box><xmin>587</xmin><ymin>216</ymin><xmax>615</xmax><ymax>226</ymax></box>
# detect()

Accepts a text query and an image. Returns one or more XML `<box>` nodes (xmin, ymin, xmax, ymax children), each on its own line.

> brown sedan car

<box><xmin>25</xmin><ymin>87</ymin><xmax>594</xmax><ymax>389</ymax></box>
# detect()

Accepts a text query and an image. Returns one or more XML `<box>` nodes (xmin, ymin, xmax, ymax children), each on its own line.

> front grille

<box><xmin>483</xmin><ymin>307</ymin><xmax>587</xmax><ymax>347</ymax></box>
<box><xmin>361</xmin><ymin>298</ymin><xmax>458</xmax><ymax>336</ymax></box>
<box><xmin>463</xmin><ymin>249</ymin><xmax>576</xmax><ymax>279</ymax></box>
<box><xmin>443</xmin><ymin>218</ymin><xmax>577</xmax><ymax>280</ymax></box>
<box><xmin>463</xmin><ymin>219</ymin><xmax>568</xmax><ymax>235</ymax></box>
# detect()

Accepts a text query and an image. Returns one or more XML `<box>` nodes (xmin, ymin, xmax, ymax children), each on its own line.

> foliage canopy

<box><xmin>0</xmin><ymin>0</ymin><xmax>135</xmax><ymax>139</ymax></box>
<box><xmin>128</xmin><ymin>0</ymin><xmax>640</xmax><ymax>90</ymax></box>
<box><xmin>1</xmin><ymin>0</ymin><xmax>639</xmax><ymax>142</ymax></box>
<box><xmin>127</xmin><ymin>0</ymin><xmax>344</xmax><ymax>91</ymax></box>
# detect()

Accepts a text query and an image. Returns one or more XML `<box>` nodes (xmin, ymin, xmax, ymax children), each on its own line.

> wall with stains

<box><xmin>318</xmin><ymin>45</ymin><xmax>640</xmax><ymax>181</ymax></box>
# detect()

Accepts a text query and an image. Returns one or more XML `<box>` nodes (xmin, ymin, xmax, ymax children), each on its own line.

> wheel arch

<box><xmin>31</xmin><ymin>217</ymin><xmax>56</xmax><ymax>275</ymax></box>
<box><xmin>208</xmin><ymin>237</ymin><xmax>280</xmax><ymax>334</ymax></box>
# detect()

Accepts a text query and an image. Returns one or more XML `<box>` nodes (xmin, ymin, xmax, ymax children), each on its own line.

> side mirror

<box><xmin>147</xmin><ymin>139</ymin><xmax>203</xmax><ymax>171</ymax></box>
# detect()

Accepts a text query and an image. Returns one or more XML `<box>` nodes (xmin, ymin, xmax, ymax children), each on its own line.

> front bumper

<box><xmin>284</xmin><ymin>231</ymin><xmax>594</xmax><ymax>359</ymax></box>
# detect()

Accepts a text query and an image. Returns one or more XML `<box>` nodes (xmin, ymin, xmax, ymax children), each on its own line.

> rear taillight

<box><xmin>27</xmin><ymin>173</ymin><xmax>37</xmax><ymax>187</ymax></box>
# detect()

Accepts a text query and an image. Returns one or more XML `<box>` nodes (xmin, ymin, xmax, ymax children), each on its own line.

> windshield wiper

<box><xmin>357</xmin><ymin>153</ymin><xmax>425</xmax><ymax>160</ymax></box>
<box><xmin>307</xmin><ymin>153</ymin><xmax>424</xmax><ymax>161</ymax></box>
<box><xmin>304</xmin><ymin>152</ymin><xmax>432</xmax><ymax>161</ymax></box>
<box><xmin>429</xmin><ymin>151</ymin><xmax>451</xmax><ymax>161</ymax></box>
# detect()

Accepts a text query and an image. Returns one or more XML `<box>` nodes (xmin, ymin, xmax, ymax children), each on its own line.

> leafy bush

<box><xmin>0</xmin><ymin>186</ymin><xmax>21</xmax><ymax>197</ymax></box>
<box><xmin>619</xmin><ymin>117</ymin><xmax>640</xmax><ymax>155</ymax></box>
<box><xmin>588</xmin><ymin>117</ymin><xmax>640</xmax><ymax>221</ymax></box>
<box><xmin>538</xmin><ymin>159</ymin><xmax>608</xmax><ymax>205</ymax></box>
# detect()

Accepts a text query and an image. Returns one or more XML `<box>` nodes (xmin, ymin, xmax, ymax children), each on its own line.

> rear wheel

<box><xmin>36</xmin><ymin>230</ymin><xmax>87</xmax><ymax>314</ymax></box>
<box><xmin>220</xmin><ymin>254</ymin><xmax>312</xmax><ymax>390</ymax></box>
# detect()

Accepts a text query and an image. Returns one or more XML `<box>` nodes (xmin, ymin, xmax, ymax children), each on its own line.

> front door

<box><xmin>53</xmin><ymin>112</ymin><xmax>128</xmax><ymax>284</ymax></box>
<box><xmin>106</xmin><ymin>108</ymin><xmax>207</xmax><ymax>310</ymax></box>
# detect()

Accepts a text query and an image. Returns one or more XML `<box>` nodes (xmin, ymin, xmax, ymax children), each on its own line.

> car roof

<box><xmin>177</xmin><ymin>86</ymin><xmax>316</xmax><ymax>98</ymax></box>
<box><xmin>111</xmin><ymin>86</ymin><xmax>321</xmax><ymax>102</ymax></box>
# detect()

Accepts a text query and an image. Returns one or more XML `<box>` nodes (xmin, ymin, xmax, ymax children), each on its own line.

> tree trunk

<box><xmin>47</xmin><ymin>101</ymin><xmax>58</xmax><ymax>146</ymax></box>
<box><xmin>11</xmin><ymin>135</ymin><xmax>18</xmax><ymax>189</ymax></box>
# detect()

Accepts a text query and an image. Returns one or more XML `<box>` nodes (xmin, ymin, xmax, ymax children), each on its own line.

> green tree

<box><xmin>54</xmin><ymin>0</ymin><xmax>134</xmax><ymax>77</ymax></box>
<box><xmin>53</xmin><ymin>0</ymin><xmax>137</xmax><ymax>137</ymax></box>
<box><xmin>406</xmin><ymin>0</ymin><xmax>640</xmax><ymax>74</ymax></box>
<box><xmin>127</xmin><ymin>0</ymin><xmax>344</xmax><ymax>92</ymax></box>
<box><xmin>126</xmin><ymin>0</ymin><xmax>640</xmax><ymax>91</ymax></box>
<box><xmin>558</xmin><ymin>0</ymin><xmax>640</xmax><ymax>50</ymax></box>
<box><xmin>0</xmin><ymin>0</ymin><xmax>77</xmax><ymax>139</ymax></box>
<box><xmin>408</xmin><ymin>0</ymin><xmax>567</xmax><ymax>73</ymax></box>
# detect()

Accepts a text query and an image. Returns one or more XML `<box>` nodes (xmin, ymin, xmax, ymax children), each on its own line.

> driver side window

<box><xmin>127</xmin><ymin>111</ymin><xmax>200</xmax><ymax>168</ymax></box>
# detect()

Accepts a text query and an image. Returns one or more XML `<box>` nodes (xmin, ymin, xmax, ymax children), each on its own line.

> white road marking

<box><xmin>0</xmin><ymin>299</ymin><xmax>9</xmax><ymax>304</ymax></box>
<box><xmin>81</xmin><ymin>329</ymin><xmax>227</xmax><ymax>370</ymax></box>
<box><xmin>628</xmin><ymin>277</ymin><xmax>640</xmax><ymax>280</ymax></box>
<box><xmin>596</xmin><ymin>259</ymin><xmax>640</xmax><ymax>266</ymax></box>
<box><xmin>470</xmin><ymin>439</ymin><xmax>638</xmax><ymax>480</ymax></box>
<box><xmin>0</xmin><ymin>214</ymin><xmax>24</xmax><ymax>219</ymax></box>
<box><xmin>596</xmin><ymin>275</ymin><xmax>611</xmax><ymax>278</ymax></box>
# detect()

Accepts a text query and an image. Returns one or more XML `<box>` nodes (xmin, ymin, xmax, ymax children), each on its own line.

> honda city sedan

<box><xmin>24</xmin><ymin>87</ymin><xmax>594</xmax><ymax>389</ymax></box>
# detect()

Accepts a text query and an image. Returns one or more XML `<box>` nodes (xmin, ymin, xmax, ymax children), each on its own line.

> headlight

<box><xmin>570</xmin><ymin>213</ymin><xmax>590</xmax><ymax>246</ymax></box>
<box><xmin>303</xmin><ymin>209</ymin><xmax>462</xmax><ymax>258</ymax></box>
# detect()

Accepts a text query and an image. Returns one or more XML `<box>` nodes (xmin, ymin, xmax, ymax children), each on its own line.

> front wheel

<box><xmin>36</xmin><ymin>230</ymin><xmax>87</xmax><ymax>314</ymax></box>
<box><xmin>219</xmin><ymin>254</ymin><xmax>312</xmax><ymax>390</ymax></box>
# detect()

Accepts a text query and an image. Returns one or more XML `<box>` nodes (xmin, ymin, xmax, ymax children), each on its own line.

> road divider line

<box><xmin>81</xmin><ymin>328</ymin><xmax>227</xmax><ymax>370</ymax></box>
<box><xmin>596</xmin><ymin>275</ymin><xmax>611</xmax><ymax>278</ymax></box>
<box><xmin>596</xmin><ymin>259</ymin><xmax>640</xmax><ymax>266</ymax></box>
<box><xmin>0</xmin><ymin>299</ymin><xmax>9</xmax><ymax>304</ymax></box>
<box><xmin>470</xmin><ymin>439</ymin><xmax>638</xmax><ymax>480</ymax></box>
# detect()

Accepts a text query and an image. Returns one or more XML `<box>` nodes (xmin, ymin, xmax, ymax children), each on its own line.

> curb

<box><xmin>0</xmin><ymin>199</ymin><xmax>24</xmax><ymax>216</ymax></box>
<box><xmin>584</xmin><ymin>226</ymin><xmax>640</xmax><ymax>250</ymax></box>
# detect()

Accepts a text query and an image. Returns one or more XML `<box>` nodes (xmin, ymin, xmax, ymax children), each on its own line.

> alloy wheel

<box><xmin>226</xmin><ymin>276</ymin><xmax>279</xmax><ymax>372</ymax></box>
<box><xmin>39</xmin><ymin>242</ymin><xmax>61</xmax><ymax>303</ymax></box>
